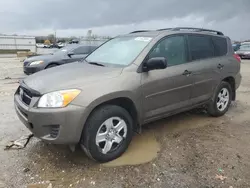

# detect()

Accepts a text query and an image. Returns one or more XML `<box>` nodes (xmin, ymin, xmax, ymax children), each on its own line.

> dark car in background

<box><xmin>232</xmin><ymin>43</ymin><xmax>241</xmax><ymax>51</ymax></box>
<box><xmin>235</xmin><ymin>42</ymin><xmax>250</xmax><ymax>59</ymax></box>
<box><xmin>23</xmin><ymin>44</ymin><xmax>98</xmax><ymax>74</ymax></box>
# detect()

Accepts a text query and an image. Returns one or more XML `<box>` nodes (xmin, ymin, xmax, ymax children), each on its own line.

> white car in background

<box><xmin>57</xmin><ymin>42</ymin><xmax>66</xmax><ymax>48</ymax></box>
<box><xmin>36</xmin><ymin>43</ymin><xmax>45</xmax><ymax>48</ymax></box>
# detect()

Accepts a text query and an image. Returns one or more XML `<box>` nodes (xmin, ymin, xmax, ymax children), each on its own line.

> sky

<box><xmin>0</xmin><ymin>0</ymin><xmax>249</xmax><ymax>40</ymax></box>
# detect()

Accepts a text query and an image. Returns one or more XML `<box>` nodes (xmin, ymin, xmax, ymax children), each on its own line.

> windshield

<box><xmin>53</xmin><ymin>44</ymin><xmax>78</xmax><ymax>55</ymax></box>
<box><xmin>85</xmin><ymin>36</ymin><xmax>152</xmax><ymax>66</ymax></box>
<box><xmin>239</xmin><ymin>44</ymin><xmax>250</xmax><ymax>51</ymax></box>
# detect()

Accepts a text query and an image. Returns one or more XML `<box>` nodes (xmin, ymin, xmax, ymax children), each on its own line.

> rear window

<box><xmin>212</xmin><ymin>36</ymin><xmax>228</xmax><ymax>56</ymax></box>
<box><xmin>188</xmin><ymin>35</ymin><xmax>214</xmax><ymax>61</ymax></box>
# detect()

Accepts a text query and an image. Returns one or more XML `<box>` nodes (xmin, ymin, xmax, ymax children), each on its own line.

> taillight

<box><xmin>233</xmin><ymin>54</ymin><xmax>241</xmax><ymax>63</ymax></box>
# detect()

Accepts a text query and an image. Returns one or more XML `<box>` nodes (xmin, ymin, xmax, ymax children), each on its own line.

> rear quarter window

<box><xmin>188</xmin><ymin>35</ymin><xmax>214</xmax><ymax>61</ymax></box>
<box><xmin>212</xmin><ymin>37</ymin><xmax>228</xmax><ymax>56</ymax></box>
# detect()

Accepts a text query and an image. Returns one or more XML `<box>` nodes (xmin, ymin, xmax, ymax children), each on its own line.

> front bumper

<box><xmin>14</xmin><ymin>92</ymin><xmax>87</xmax><ymax>144</ymax></box>
<box><xmin>23</xmin><ymin>65</ymin><xmax>44</xmax><ymax>75</ymax></box>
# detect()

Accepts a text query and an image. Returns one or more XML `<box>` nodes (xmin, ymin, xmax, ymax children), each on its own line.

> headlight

<box><xmin>29</xmin><ymin>60</ymin><xmax>44</xmax><ymax>66</ymax></box>
<box><xmin>38</xmin><ymin>89</ymin><xmax>81</xmax><ymax>108</ymax></box>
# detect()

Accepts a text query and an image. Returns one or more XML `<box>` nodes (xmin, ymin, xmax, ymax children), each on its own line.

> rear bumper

<box><xmin>14</xmin><ymin>93</ymin><xmax>87</xmax><ymax>144</ymax></box>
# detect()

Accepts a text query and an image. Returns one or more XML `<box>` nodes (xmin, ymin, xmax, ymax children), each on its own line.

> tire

<box><xmin>46</xmin><ymin>64</ymin><xmax>58</xmax><ymax>69</ymax></box>
<box><xmin>207</xmin><ymin>81</ymin><xmax>233</xmax><ymax>117</ymax></box>
<box><xmin>80</xmin><ymin>105</ymin><xmax>134</xmax><ymax>162</ymax></box>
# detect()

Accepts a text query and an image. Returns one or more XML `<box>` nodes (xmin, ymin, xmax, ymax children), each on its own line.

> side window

<box><xmin>188</xmin><ymin>35</ymin><xmax>214</xmax><ymax>61</ymax></box>
<box><xmin>148</xmin><ymin>35</ymin><xmax>187</xmax><ymax>66</ymax></box>
<box><xmin>212</xmin><ymin>36</ymin><xmax>227</xmax><ymax>56</ymax></box>
<box><xmin>90</xmin><ymin>46</ymin><xmax>97</xmax><ymax>52</ymax></box>
<box><xmin>73</xmin><ymin>46</ymin><xmax>90</xmax><ymax>54</ymax></box>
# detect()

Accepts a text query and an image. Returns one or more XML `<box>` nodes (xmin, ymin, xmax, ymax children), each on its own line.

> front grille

<box><xmin>50</xmin><ymin>125</ymin><xmax>60</xmax><ymax>138</ymax></box>
<box><xmin>19</xmin><ymin>87</ymin><xmax>32</xmax><ymax>105</ymax></box>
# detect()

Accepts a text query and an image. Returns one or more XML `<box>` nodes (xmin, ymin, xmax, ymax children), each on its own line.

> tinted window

<box><xmin>90</xmin><ymin>46</ymin><xmax>98</xmax><ymax>52</ymax></box>
<box><xmin>148</xmin><ymin>35</ymin><xmax>187</xmax><ymax>66</ymax></box>
<box><xmin>53</xmin><ymin>44</ymin><xmax>78</xmax><ymax>55</ymax></box>
<box><xmin>212</xmin><ymin>36</ymin><xmax>227</xmax><ymax>56</ymax></box>
<box><xmin>188</xmin><ymin>35</ymin><xmax>214</xmax><ymax>61</ymax></box>
<box><xmin>73</xmin><ymin>46</ymin><xmax>90</xmax><ymax>54</ymax></box>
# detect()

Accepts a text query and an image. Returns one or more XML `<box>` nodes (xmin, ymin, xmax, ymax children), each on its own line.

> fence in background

<box><xmin>0</xmin><ymin>35</ymin><xmax>36</xmax><ymax>53</ymax></box>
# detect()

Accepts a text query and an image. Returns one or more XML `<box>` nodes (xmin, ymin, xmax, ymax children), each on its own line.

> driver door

<box><xmin>141</xmin><ymin>35</ymin><xmax>194</xmax><ymax>122</ymax></box>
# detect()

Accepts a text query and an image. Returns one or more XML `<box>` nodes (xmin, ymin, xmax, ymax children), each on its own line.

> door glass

<box><xmin>73</xmin><ymin>46</ymin><xmax>90</xmax><ymax>54</ymax></box>
<box><xmin>188</xmin><ymin>35</ymin><xmax>214</xmax><ymax>61</ymax></box>
<box><xmin>148</xmin><ymin>36</ymin><xmax>187</xmax><ymax>66</ymax></box>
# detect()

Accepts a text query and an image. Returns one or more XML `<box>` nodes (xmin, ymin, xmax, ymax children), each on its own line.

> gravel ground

<box><xmin>0</xmin><ymin>58</ymin><xmax>250</xmax><ymax>188</ymax></box>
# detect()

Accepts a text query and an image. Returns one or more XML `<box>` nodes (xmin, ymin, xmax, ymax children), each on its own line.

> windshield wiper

<box><xmin>88</xmin><ymin>62</ymin><xmax>105</xmax><ymax>67</ymax></box>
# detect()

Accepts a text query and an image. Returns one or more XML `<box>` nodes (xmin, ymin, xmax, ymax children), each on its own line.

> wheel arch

<box><xmin>222</xmin><ymin>76</ymin><xmax>236</xmax><ymax>101</ymax></box>
<box><xmin>45</xmin><ymin>62</ymin><xmax>59</xmax><ymax>69</ymax></box>
<box><xmin>81</xmin><ymin>96</ymin><xmax>141</xmax><ymax>135</ymax></box>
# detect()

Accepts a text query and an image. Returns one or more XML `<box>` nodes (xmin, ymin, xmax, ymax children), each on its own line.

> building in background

<box><xmin>0</xmin><ymin>35</ymin><xmax>36</xmax><ymax>53</ymax></box>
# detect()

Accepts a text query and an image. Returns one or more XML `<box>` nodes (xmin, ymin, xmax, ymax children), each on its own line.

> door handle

<box><xmin>217</xmin><ymin>64</ymin><xmax>224</xmax><ymax>69</ymax></box>
<box><xmin>182</xmin><ymin>70</ymin><xmax>192</xmax><ymax>76</ymax></box>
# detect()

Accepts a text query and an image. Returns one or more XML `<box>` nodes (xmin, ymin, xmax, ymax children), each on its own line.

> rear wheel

<box><xmin>207</xmin><ymin>81</ymin><xmax>232</xmax><ymax>117</ymax></box>
<box><xmin>80</xmin><ymin>105</ymin><xmax>133</xmax><ymax>162</ymax></box>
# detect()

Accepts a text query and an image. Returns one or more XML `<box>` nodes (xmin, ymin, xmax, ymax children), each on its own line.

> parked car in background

<box><xmin>15</xmin><ymin>27</ymin><xmax>241</xmax><ymax>162</ymax></box>
<box><xmin>235</xmin><ymin>42</ymin><xmax>250</xmax><ymax>59</ymax></box>
<box><xmin>57</xmin><ymin>42</ymin><xmax>66</xmax><ymax>48</ymax></box>
<box><xmin>232</xmin><ymin>43</ymin><xmax>240</xmax><ymax>51</ymax></box>
<box><xmin>23</xmin><ymin>44</ymin><xmax>98</xmax><ymax>74</ymax></box>
<box><xmin>69</xmin><ymin>39</ymin><xmax>79</xmax><ymax>44</ymax></box>
<box><xmin>43</xmin><ymin>44</ymin><xmax>51</xmax><ymax>48</ymax></box>
<box><xmin>36</xmin><ymin>43</ymin><xmax>45</xmax><ymax>48</ymax></box>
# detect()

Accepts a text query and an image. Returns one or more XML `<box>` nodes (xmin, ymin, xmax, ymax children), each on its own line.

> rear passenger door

<box><xmin>187</xmin><ymin>34</ymin><xmax>221</xmax><ymax>104</ymax></box>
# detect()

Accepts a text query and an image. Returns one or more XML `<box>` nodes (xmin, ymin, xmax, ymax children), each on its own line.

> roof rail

<box><xmin>129</xmin><ymin>30</ymin><xmax>151</xmax><ymax>34</ymax></box>
<box><xmin>157</xmin><ymin>28</ymin><xmax>174</xmax><ymax>31</ymax></box>
<box><xmin>157</xmin><ymin>27</ymin><xmax>224</xmax><ymax>36</ymax></box>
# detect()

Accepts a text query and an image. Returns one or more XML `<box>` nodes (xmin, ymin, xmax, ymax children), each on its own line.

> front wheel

<box><xmin>207</xmin><ymin>81</ymin><xmax>232</xmax><ymax>117</ymax></box>
<box><xmin>80</xmin><ymin>105</ymin><xmax>134</xmax><ymax>162</ymax></box>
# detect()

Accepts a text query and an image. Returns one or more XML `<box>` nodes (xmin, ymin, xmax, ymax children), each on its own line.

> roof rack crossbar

<box><xmin>173</xmin><ymin>27</ymin><xmax>224</xmax><ymax>35</ymax></box>
<box><xmin>156</xmin><ymin>28</ymin><xmax>174</xmax><ymax>31</ymax></box>
<box><xmin>129</xmin><ymin>30</ymin><xmax>151</xmax><ymax>34</ymax></box>
<box><xmin>130</xmin><ymin>27</ymin><xmax>224</xmax><ymax>36</ymax></box>
<box><xmin>157</xmin><ymin>27</ymin><xmax>224</xmax><ymax>36</ymax></box>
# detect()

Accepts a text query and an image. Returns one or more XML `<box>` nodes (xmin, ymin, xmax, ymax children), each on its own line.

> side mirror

<box><xmin>67</xmin><ymin>51</ymin><xmax>74</xmax><ymax>57</ymax></box>
<box><xmin>143</xmin><ymin>57</ymin><xmax>167</xmax><ymax>72</ymax></box>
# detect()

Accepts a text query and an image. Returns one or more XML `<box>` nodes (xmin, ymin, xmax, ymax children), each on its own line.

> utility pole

<box><xmin>54</xmin><ymin>30</ymin><xmax>57</xmax><ymax>44</ymax></box>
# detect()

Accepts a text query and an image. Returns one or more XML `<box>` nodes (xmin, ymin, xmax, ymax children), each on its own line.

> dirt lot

<box><xmin>0</xmin><ymin>58</ymin><xmax>250</xmax><ymax>188</ymax></box>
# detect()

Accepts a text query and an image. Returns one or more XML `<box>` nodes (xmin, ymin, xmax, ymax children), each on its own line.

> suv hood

<box><xmin>23</xmin><ymin>62</ymin><xmax>123</xmax><ymax>94</ymax></box>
